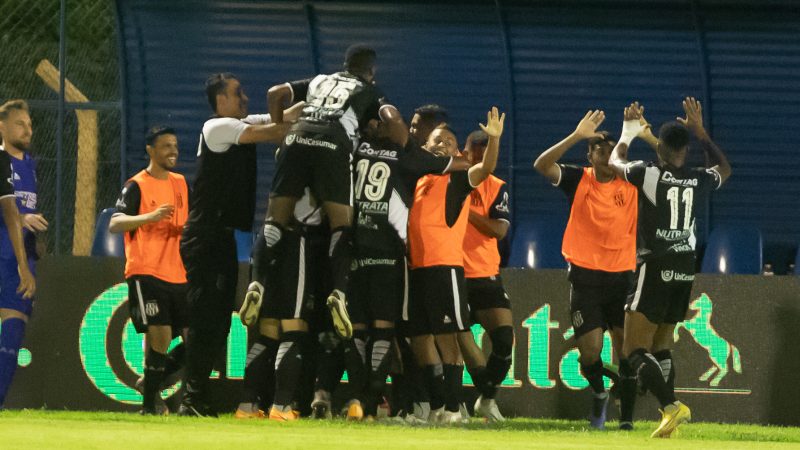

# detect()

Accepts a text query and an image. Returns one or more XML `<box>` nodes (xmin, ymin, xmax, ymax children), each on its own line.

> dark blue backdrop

<box><xmin>116</xmin><ymin>0</ymin><xmax>800</xmax><ymax>270</ymax></box>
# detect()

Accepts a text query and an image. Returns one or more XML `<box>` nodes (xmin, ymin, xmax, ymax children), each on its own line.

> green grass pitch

<box><xmin>1</xmin><ymin>410</ymin><xmax>799</xmax><ymax>449</ymax></box>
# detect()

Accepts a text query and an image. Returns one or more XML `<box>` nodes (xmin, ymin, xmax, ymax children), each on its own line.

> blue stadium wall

<box><xmin>115</xmin><ymin>0</ymin><xmax>800</xmax><ymax>270</ymax></box>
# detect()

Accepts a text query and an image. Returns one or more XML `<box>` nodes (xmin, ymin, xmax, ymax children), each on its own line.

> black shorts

<box><xmin>625</xmin><ymin>255</ymin><xmax>695</xmax><ymax>325</ymax></box>
<box><xmin>568</xmin><ymin>264</ymin><xmax>633</xmax><ymax>339</ymax></box>
<box><xmin>271</xmin><ymin>121</ymin><xmax>354</xmax><ymax>206</ymax></box>
<box><xmin>127</xmin><ymin>275</ymin><xmax>189</xmax><ymax>334</ymax></box>
<box><xmin>349</xmin><ymin>253</ymin><xmax>408</xmax><ymax>325</ymax></box>
<box><xmin>408</xmin><ymin>266</ymin><xmax>471</xmax><ymax>336</ymax></box>
<box><xmin>466</xmin><ymin>275</ymin><xmax>511</xmax><ymax>314</ymax></box>
<box><xmin>260</xmin><ymin>228</ymin><xmax>316</xmax><ymax>321</ymax></box>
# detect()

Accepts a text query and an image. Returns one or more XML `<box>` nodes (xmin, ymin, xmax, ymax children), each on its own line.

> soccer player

<box><xmin>264</xmin><ymin>44</ymin><xmax>398</xmax><ymax>342</ymax></box>
<box><xmin>407</xmin><ymin>107</ymin><xmax>505</xmax><ymax>424</ymax></box>
<box><xmin>533</xmin><ymin>110</ymin><xmax>640</xmax><ymax>429</ymax></box>
<box><xmin>110</xmin><ymin>126</ymin><xmax>189</xmax><ymax>415</ymax></box>
<box><xmin>178</xmin><ymin>73</ymin><xmax>291</xmax><ymax>417</ymax></box>
<box><xmin>409</xmin><ymin>104</ymin><xmax>449</xmax><ymax>145</ymax></box>
<box><xmin>343</xmin><ymin>106</ymin><xmax>466</xmax><ymax>420</ymax></box>
<box><xmin>460</xmin><ymin>130</ymin><xmax>513</xmax><ymax>422</ymax></box>
<box><xmin>0</xmin><ymin>100</ymin><xmax>38</xmax><ymax>409</ymax></box>
<box><xmin>236</xmin><ymin>191</ymin><xmax>326</xmax><ymax>421</ymax></box>
<box><xmin>608</xmin><ymin>98</ymin><xmax>731</xmax><ymax>438</ymax></box>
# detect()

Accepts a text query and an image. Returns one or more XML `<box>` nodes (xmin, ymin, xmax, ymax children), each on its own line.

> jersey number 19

<box><xmin>355</xmin><ymin>159</ymin><xmax>390</xmax><ymax>202</ymax></box>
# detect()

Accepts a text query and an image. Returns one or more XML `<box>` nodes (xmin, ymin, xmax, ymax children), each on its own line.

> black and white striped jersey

<box><xmin>353</xmin><ymin>138</ymin><xmax>452</xmax><ymax>252</ymax></box>
<box><xmin>624</xmin><ymin>161</ymin><xmax>722</xmax><ymax>260</ymax></box>
<box><xmin>288</xmin><ymin>72</ymin><xmax>384</xmax><ymax>141</ymax></box>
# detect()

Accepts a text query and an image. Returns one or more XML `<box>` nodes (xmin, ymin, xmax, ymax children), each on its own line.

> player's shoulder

<box><xmin>168</xmin><ymin>171</ymin><xmax>187</xmax><ymax>183</ymax></box>
<box><xmin>202</xmin><ymin>116</ymin><xmax>241</xmax><ymax>132</ymax></box>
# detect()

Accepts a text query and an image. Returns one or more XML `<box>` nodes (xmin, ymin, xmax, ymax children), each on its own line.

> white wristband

<box><xmin>619</xmin><ymin>120</ymin><xmax>644</xmax><ymax>146</ymax></box>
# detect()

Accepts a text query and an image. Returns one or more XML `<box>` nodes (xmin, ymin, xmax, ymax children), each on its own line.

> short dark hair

<box><xmin>466</xmin><ymin>129</ymin><xmax>489</xmax><ymax>148</ymax></box>
<box><xmin>205</xmin><ymin>72</ymin><xmax>237</xmax><ymax>112</ymax></box>
<box><xmin>0</xmin><ymin>99</ymin><xmax>29</xmax><ymax>120</ymax></box>
<box><xmin>145</xmin><ymin>125</ymin><xmax>175</xmax><ymax>146</ymax></box>
<box><xmin>587</xmin><ymin>131</ymin><xmax>616</xmax><ymax>149</ymax></box>
<box><xmin>413</xmin><ymin>104</ymin><xmax>449</xmax><ymax>126</ymax></box>
<box><xmin>343</xmin><ymin>44</ymin><xmax>376</xmax><ymax>76</ymax></box>
<box><xmin>659</xmin><ymin>121</ymin><xmax>690</xmax><ymax>152</ymax></box>
<box><xmin>433</xmin><ymin>122</ymin><xmax>457</xmax><ymax>139</ymax></box>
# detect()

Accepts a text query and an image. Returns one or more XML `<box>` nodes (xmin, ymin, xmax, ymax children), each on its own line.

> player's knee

<box><xmin>488</xmin><ymin>325</ymin><xmax>514</xmax><ymax>359</ymax></box>
<box><xmin>371</xmin><ymin>327</ymin><xmax>395</xmax><ymax>343</ymax></box>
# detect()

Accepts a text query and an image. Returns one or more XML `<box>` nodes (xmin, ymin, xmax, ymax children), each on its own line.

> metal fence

<box><xmin>0</xmin><ymin>0</ymin><xmax>121</xmax><ymax>255</ymax></box>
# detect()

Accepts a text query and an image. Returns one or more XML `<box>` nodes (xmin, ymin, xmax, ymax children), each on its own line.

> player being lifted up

<box><xmin>263</xmin><ymin>44</ymin><xmax>398</xmax><ymax>343</ymax></box>
<box><xmin>342</xmin><ymin>106</ymin><xmax>468</xmax><ymax>420</ymax></box>
<box><xmin>608</xmin><ymin>98</ymin><xmax>731</xmax><ymax>438</ymax></box>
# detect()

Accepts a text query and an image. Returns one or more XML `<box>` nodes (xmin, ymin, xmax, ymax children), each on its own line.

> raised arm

<box><xmin>468</xmin><ymin>107</ymin><xmax>505</xmax><ymax>187</ymax></box>
<box><xmin>677</xmin><ymin>96</ymin><xmax>732</xmax><ymax>184</ymax></box>
<box><xmin>638</xmin><ymin>109</ymin><xmax>660</xmax><ymax>151</ymax></box>
<box><xmin>533</xmin><ymin>110</ymin><xmax>605</xmax><ymax>184</ymax></box>
<box><xmin>266</xmin><ymin>83</ymin><xmax>294</xmax><ymax>124</ymax></box>
<box><xmin>379</xmin><ymin>104</ymin><xmax>409</xmax><ymax>147</ymax></box>
<box><xmin>608</xmin><ymin>102</ymin><xmax>646</xmax><ymax>178</ymax></box>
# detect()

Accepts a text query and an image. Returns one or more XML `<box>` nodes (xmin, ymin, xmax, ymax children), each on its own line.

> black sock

<box><xmin>273</xmin><ymin>331</ymin><xmax>307</xmax><ymax>409</ymax></box>
<box><xmin>253</xmin><ymin>222</ymin><xmax>289</xmax><ymax>298</ymax></box>
<box><xmin>328</xmin><ymin>226</ymin><xmax>353</xmax><ymax>293</ymax></box>
<box><xmin>629</xmin><ymin>348</ymin><xmax>676</xmax><ymax>408</ymax></box>
<box><xmin>486</xmin><ymin>326</ymin><xmax>514</xmax><ymax>386</ymax></box>
<box><xmin>365</xmin><ymin>328</ymin><xmax>394</xmax><ymax>416</ymax></box>
<box><xmin>423</xmin><ymin>364</ymin><xmax>445</xmax><ymax>411</ymax></box>
<box><xmin>653</xmin><ymin>350</ymin><xmax>675</xmax><ymax>394</ymax></box>
<box><xmin>467</xmin><ymin>365</ymin><xmax>496</xmax><ymax>399</ymax></box>
<box><xmin>143</xmin><ymin>350</ymin><xmax>168</xmax><ymax>411</ymax></box>
<box><xmin>241</xmin><ymin>335</ymin><xmax>278</xmax><ymax>406</ymax></box>
<box><xmin>315</xmin><ymin>331</ymin><xmax>344</xmax><ymax>394</ymax></box>
<box><xmin>580</xmin><ymin>359</ymin><xmax>606</xmax><ymax>395</ymax></box>
<box><xmin>164</xmin><ymin>343</ymin><xmax>185</xmax><ymax>379</ymax></box>
<box><xmin>443</xmin><ymin>364</ymin><xmax>463</xmax><ymax>413</ymax></box>
<box><xmin>343</xmin><ymin>329</ymin><xmax>368</xmax><ymax>403</ymax></box>
<box><xmin>619</xmin><ymin>359</ymin><xmax>637</xmax><ymax>424</ymax></box>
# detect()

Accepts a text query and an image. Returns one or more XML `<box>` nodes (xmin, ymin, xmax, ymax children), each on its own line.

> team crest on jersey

<box><xmin>496</xmin><ymin>192</ymin><xmax>510</xmax><ymax>213</ymax></box>
<box><xmin>145</xmin><ymin>302</ymin><xmax>159</xmax><ymax>317</ymax></box>
<box><xmin>614</xmin><ymin>189</ymin><xmax>625</xmax><ymax>207</ymax></box>
<box><xmin>572</xmin><ymin>311</ymin><xmax>584</xmax><ymax>328</ymax></box>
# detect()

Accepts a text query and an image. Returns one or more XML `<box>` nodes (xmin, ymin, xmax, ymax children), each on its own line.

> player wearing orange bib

<box><xmin>534</xmin><ymin>110</ymin><xmax>649</xmax><ymax>429</ymax></box>
<box><xmin>406</xmin><ymin>108</ymin><xmax>505</xmax><ymax>424</ymax></box>
<box><xmin>459</xmin><ymin>130</ymin><xmax>512</xmax><ymax>422</ymax></box>
<box><xmin>110</xmin><ymin>126</ymin><xmax>190</xmax><ymax>415</ymax></box>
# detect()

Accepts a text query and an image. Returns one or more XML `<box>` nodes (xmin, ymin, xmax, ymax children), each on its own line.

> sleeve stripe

<box><xmin>708</xmin><ymin>167</ymin><xmax>723</xmax><ymax>189</ymax></box>
<box><xmin>551</xmin><ymin>164</ymin><xmax>563</xmax><ymax>187</ymax></box>
<box><xmin>285</xmin><ymin>82</ymin><xmax>294</xmax><ymax>104</ymax></box>
<box><xmin>442</xmin><ymin>157</ymin><xmax>454</xmax><ymax>174</ymax></box>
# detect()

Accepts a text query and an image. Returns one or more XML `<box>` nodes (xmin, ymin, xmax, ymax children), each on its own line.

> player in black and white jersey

<box><xmin>178</xmin><ymin>73</ymin><xmax>296</xmax><ymax>417</ymax></box>
<box><xmin>608</xmin><ymin>98</ymin><xmax>731</xmax><ymax>438</ymax></box>
<box><xmin>264</xmin><ymin>45</ymin><xmax>399</xmax><ymax>345</ymax></box>
<box><xmin>342</xmin><ymin>106</ymin><xmax>468</xmax><ymax>420</ymax></box>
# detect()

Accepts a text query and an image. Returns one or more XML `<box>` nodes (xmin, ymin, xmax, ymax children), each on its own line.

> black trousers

<box><xmin>180</xmin><ymin>226</ymin><xmax>238</xmax><ymax>402</ymax></box>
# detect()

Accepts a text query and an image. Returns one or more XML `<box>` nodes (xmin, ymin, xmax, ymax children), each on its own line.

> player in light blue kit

<box><xmin>0</xmin><ymin>99</ymin><xmax>40</xmax><ymax>408</ymax></box>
